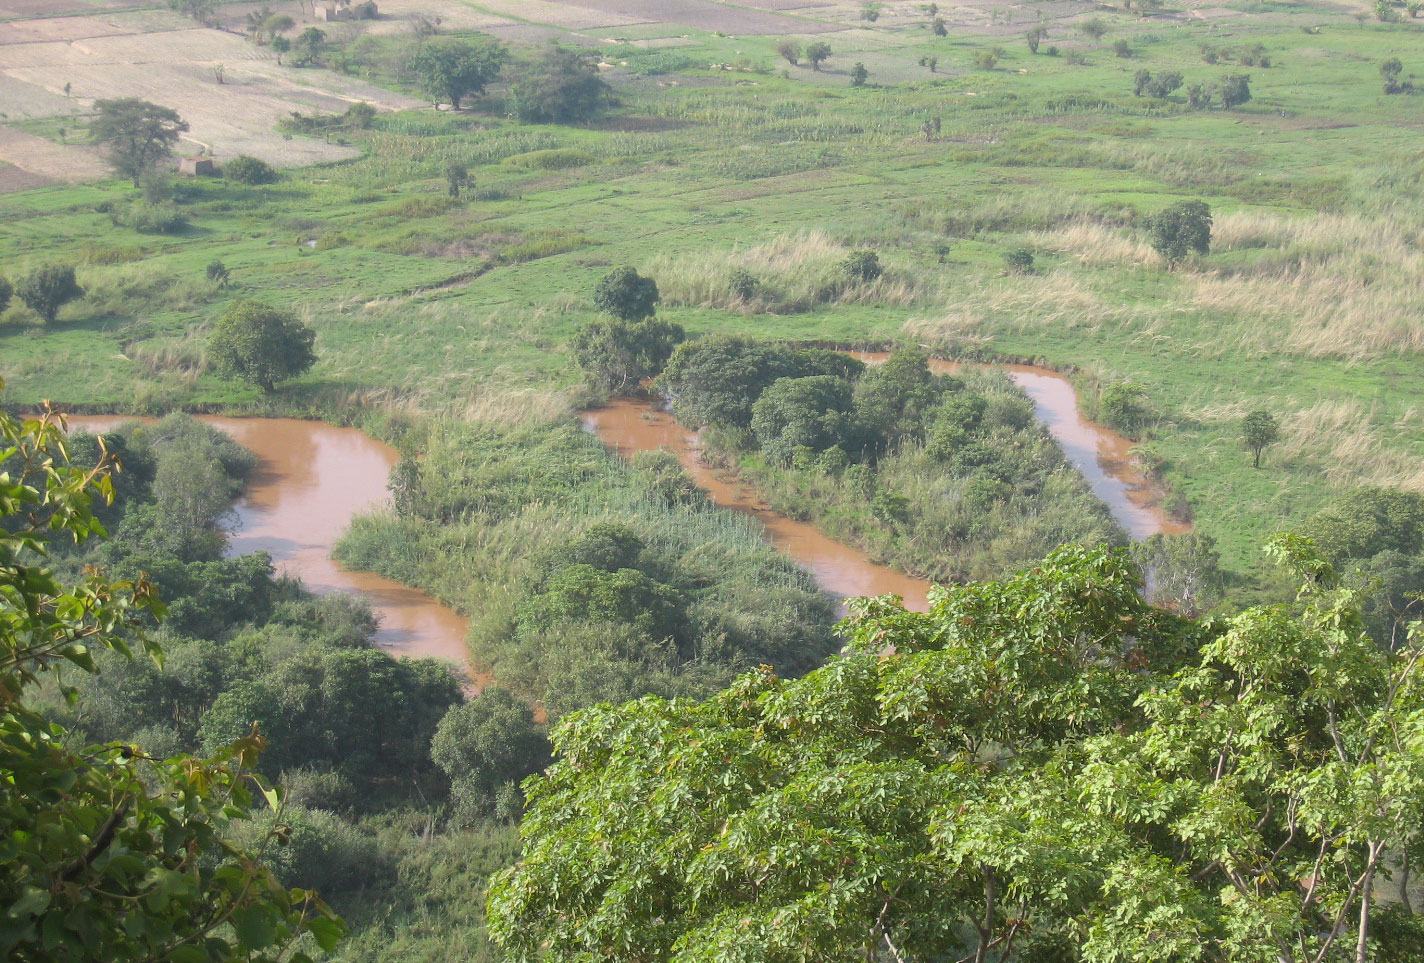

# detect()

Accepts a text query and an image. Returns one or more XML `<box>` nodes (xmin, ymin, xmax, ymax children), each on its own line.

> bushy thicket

<box><xmin>335</xmin><ymin>416</ymin><xmax>839</xmax><ymax>720</ymax></box>
<box><xmin>657</xmin><ymin>340</ymin><xmax>1122</xmax><ymax>581</ymax></box>
<box><xmin>29</xmin><ymin>416</ymin><xmax>547</xmax><ymax>960</ymax></box>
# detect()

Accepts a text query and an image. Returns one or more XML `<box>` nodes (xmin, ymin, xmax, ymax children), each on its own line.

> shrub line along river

<box><xmin>66</xmin><ymin>358</ymin><xmax>1182</xmax><ymax>675</ymax></box>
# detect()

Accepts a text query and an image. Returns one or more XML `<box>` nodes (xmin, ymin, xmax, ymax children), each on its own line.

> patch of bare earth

<box><xmin>0</xmin><ymin>125</ymin><xmax>105</xmax><ymax>186</ymax></box>
<box><xmin>0</xmin><ymin>17</ymin><xmax>424</xmax><ymax>175</ymax></box>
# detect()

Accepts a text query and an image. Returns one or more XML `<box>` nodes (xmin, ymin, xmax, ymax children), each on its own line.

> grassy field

<box><xmin>1</xmin><ymin>0</ymin><xmax>1422</xmax><ymax>581</ymax></box>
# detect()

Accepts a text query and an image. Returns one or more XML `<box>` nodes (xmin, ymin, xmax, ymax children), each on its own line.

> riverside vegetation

<box><xmin>6</xmin><ymin>0</ymin><xmax>1424</xmax><ymax>958</ymax></box>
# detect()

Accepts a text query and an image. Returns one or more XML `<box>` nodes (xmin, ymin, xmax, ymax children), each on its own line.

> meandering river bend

<box><xmin>67</xmin><ymin>415</ymin><xmax>477</xmax><ymax>679</ymax></box>
<box><xmin>66</xmin><ymin>357</ymin><xmax>1181</xmax><ymax>669</ymax></box>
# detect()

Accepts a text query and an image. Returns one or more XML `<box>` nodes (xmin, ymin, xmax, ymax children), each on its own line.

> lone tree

<box><xmin>510</xmin><ymin>45</ymin><xmax>610</xmax><ymax>124</ymax></box>
<box><xmin>850</xmin><ymin>62</ymin><xmax>869</xmax><ymax>86</ymax></box>
<box><xmin>209</xmin><ymin>299</ymin><xmax>317</xmax><ymax>392</ymax></box>
<box><xmin>1242</xmin><ymin>408</ymin><xmax>1280</xmax><ymax>468</ymax></box>
<box><xmin>446</xmin><ymin>162</ymin><xmax>470</xmax><ymax>198</ymax></box>
<box><xmin>775</xmin><ymin>39</ymin><xmax>801</xmax><ymax>65</ymax></box>
<box><xmin>16</xmin><ymin>264</ymin><xmax>83</xmax><ymax>324</ymax></box>
<box><xmin>90</xmin><ymin>98</ymin><xmax>189</xmax><ymax>188</ymax></box>
<box><xmin>408</xmin><ymin>35</ymin><xmax>507</xmax><ymax>110</ymax></box>
<box><xmin>805</xmin><ymin>41</ymin><xmax>832</xmax><ymax>70</ymax></box>
<box><xmin>1219</xmin><ymin>73</ymin><xmax>1252</xmax><ymax>107</ymax></box>
<box><xmin>593</xmin><ymin>267</ymin><xmax>660</xmax><ymax>322</ymax></box>
<box><xmin>1146</xmin><ymin>199</ymin><xmax>1212</xmax><ymax>267</ymax></box>
<box><xmin>1026</xmin><ymin>25</ymin><xmax>1048</xmax><ymax>53</ymax></box>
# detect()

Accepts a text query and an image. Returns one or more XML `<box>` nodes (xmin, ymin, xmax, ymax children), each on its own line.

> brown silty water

<box><xmin>583</xmin><ymin>354</ymin><xmax>1188</xmax><ymax>613</ymax></box>
<box><xmin>581</xmin><ymin>402</ymin><xmax>935</xmax><ymax>612</ymax></box>
<box><xmin>66</xmin><ymin>415</ymin><xmax>482</xmax><ymax>684</ymax></box>
<box><xmin>850</xmin><ymin>353</ymin><xmax>1188</xmax><ymax>541</ymax></box>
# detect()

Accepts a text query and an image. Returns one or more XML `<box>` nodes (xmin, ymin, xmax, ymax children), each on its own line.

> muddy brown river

<box><xmin>583</xmin><ymin>354</ymin><xmax>1185</xmax><ymax>613</ymax></box>
<box><xmin>67</xmin><ymin>415</ymin><xmax>477</xmax><ymax>679</ymax></box>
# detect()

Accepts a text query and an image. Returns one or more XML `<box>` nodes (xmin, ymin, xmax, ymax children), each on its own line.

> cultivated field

<box><xmin>0</xmin><ymin>8</ymin><xmax>422</xmax><ymax>182</ymax></box>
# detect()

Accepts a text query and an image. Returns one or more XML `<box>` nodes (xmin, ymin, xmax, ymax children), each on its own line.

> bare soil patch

<box><xmin>0</xmin><ymin>21</ymin><xmax>422</xmax><ymax>170</ymax></box>
<box><xmin>0</xmin><ymin>158</ymin><xmax>56</xmax><ymax>192</ymax></box>
<box><xmin>479</xmin><ymin>0</ymin><xmax>653</xmax><ymax>29</ymax></box>
<box><xmin>0</xmin><ymin>124</ymin><xmax>105</xmax><ymax>182</ymax></box>
<box><xmin>0</xmin><ymin>0</ymin><xmax>129</xmax><ymax>16</ymax></box>
<box><xmin>558</xmin><ymin>0</ymin><xmax>842</xmax><ymax>33</ymax></box>
<box><xmin>0</xmin><ymin>15</ymin><xmax>131</xmax><ymax>44</ymax></box>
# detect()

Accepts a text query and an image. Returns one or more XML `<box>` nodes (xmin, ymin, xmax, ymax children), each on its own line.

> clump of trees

<box><xmin>409</xmin><ymin>35</ymin><xmax>507</xmax><ymax>110</ymax></box>
<box><xmin>224</xmin><ymin>154</ymin><xmax>279</xmax><ymax>185</ymax></box>
<box><xmin>489</xmin><ymin>538</ymin><xmax>1424</xmax><ymax>963</ymax></box>
<box><xmin>575</xmin><ymin>267</ymin><xmax>684</xmax><ymax>392</ymax></box>
<box><xmin>1146</xmin><ymin>199</ymin><xmax>1212</xmax><ymax>267</ymax></box>
<box><xmin>16</xmin><ymin>264</ymin><xmax>84</xmax><ymax>324</ymax></box>
<box><xmin>1132</xmin><ymin>68</ymin><xmax>1183</xmax><ymax>98</ymax></box>
<box><xmin>90</xmin><ymin>97</ymin><xmax>189</xmax><ymax>188</ymax></box>
<box><xmin>509</xmin><ymin>45</ymin><xmax>610</xmax><ymax>123</ymax></box>
<box><xmin>208</xmin><ymin>299</ymin><xmax>317</xmax><ymax>392</ymax></box>
<box><xmin>0</xmin><ymin>405</ymin><xmax>345</xmax><ymax>963</ymax></box>
<box><xmin>1381</xmin><ymin>57</ymin><xmax>1414</xmax><ymax>93</ymax></box>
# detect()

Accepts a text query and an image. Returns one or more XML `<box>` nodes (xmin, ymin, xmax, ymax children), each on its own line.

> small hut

<box><xmin>179</xmin><ymin>156</ymin><xmax>215</xmax><ymax>177</ymax></box>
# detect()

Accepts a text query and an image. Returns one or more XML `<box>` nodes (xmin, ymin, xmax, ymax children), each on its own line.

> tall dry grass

<box><xmin>646</xmin><ymin>230</ymin><xmax>929</xmax><ymax>314</ymax></box>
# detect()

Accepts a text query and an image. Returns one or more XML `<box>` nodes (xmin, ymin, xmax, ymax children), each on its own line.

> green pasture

<box><xmin>3</xmin><ymin>0</ymin><xmax>1422</xmax><ymax>576</ymax></box>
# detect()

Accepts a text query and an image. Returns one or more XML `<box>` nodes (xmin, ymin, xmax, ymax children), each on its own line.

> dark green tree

<box><xmin>0</xmin><ymin>276</ymin><xmax>12</xmax><ymax>312</ymax></box>
<box><xmin>593</xmin><ymin>266</ymin><xmax>660</xmax><ymax>321</ymax></box>
<box><xmin>224</xmin><ymin>154</ymin><xmax>278</xmax><ymax>185</ymax></box>
<box><xmin>430</xmin><ymin>688</ymin><xmax>550</xmax><ymax>811</ymax></box>
<box><xmin>750</xmin><ymin>375</ymin><xmax>855</xmax><ymax>466</ymax></box>
<box><xmin>445</xmin><ymin>161</ymin><xmax>469</xmax><ymax>198</ymax></box>
<box><xmin>849</xmin><ymin>62</ymin><xmax>869</xmax><ymax>86</ymax></box>
<box><xmin>1026</xmin><ymin>26</ymin><xmax>1048</xmax><ymax>53</ymax></box>
<box><xmin>1242</xmin><ymin>408</ymin><xmax>1280</xmax><ymax>468</ymax></box>
<box><xmin>208</xmin><ymin>300</ymin><xmax>317</xmax><ymax>392</ymax></box>
<box><xmin>655</xmin><ymin>335</ymin><xmax>803</xmax><ymax>429</ymax></box>
<box><xmin>571</xmin><ymin>316</ymin><xmax>685</xmax><ymax>392</ymax></box>
<box><xmin>842</xmin><ymin>249</ymin><xmax>882</xmax><ymax>283</ymax></box>
<box><xmin>1146</xmin><ymin>199</ymin><xmax>1212</xmax><ymax>267</ymax></box>
<box><xmin>805</xmin><ymin>41</ymin><xmax>832</xmax><ymax>70</ymax></box>
<box><xmin>1219</xmin><ymin>72</ymin><xmax>1252</xmax><ymax>107</ymax></box>
<box><xmin>511</xmin><ymin>45</ymin><xmax>610</xmax><ymax>123</ymax></box>
<box><xmin>407</xmin><ymin>35</ymin><xmax>507</xmax><ymax>110</ymax></box>
<box><xmin>0</xmin><ymin>399</ymin><xmax>345</xmax><ymax>963</ymax></box>
<box><xmin>16</xmin><ymin>264</ymin><xmax>83</xmax><ymax>324</ymax></box>
<box><xmin>90</xmin><ymin>98</ymin><xmax>189</xmax><ymax>188</ymax></box>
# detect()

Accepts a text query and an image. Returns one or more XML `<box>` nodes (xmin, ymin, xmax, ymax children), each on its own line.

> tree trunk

<box><xmin>1253</xmin><ymin>447</ymin><xmax>1261</xmax><ymax>469</ymax></box>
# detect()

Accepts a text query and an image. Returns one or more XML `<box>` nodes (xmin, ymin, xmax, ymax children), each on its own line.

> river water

<box><xmin>65</xmin><ymin>355</ymin><xmax>1180</xmax><ymax>665</ymax></box>
<box><xmin>66</xmin><ymin>415</ymin><xmax>477</xmax><ymax>679</ymax></box>
<box><xmin>583</xmin><ymin>354</ymin><xmax>1185</xmax><ymax>613</ymax></box>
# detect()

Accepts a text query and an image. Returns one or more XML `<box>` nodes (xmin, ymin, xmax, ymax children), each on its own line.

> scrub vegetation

<box><xmin>7</xmin><ymin>0</ymin><xmax>1424</xmax><ymax>958</ymax></box>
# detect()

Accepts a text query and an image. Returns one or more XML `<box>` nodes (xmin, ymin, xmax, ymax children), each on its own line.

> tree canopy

<box><xmin>489</xmin><ymin>540</ymin><xmax>1424</xmax><ymax>963</ymax></box>
<box><xmin>0</xmin><ymin>398</ymin><xmax>343</xmax><ymax>962</ymax></box>
<box><xmin>208</xmin><ymin>300</ymin><xmax>317</xmax><ymax>392</ymax></box>
<box><xmin>407</xmin><ymin>35</ymin><xmax>507</xmax><ymax>110</ymax></box>
<box><xmin>510</xmin><ymin>45</ymin><xmax>609</xmax><ymax>124</ymax></box>
<box><xmin>15</xmin><ymin>264</ymin><xmax>83</xmax><ymax>324</ymax></box>
<box><xmin>593</xmin><ymin>266</ymin><xmax>661</xmax><ymax>321</ymax></box>
<box><xmin>90</xmin><ymin>98</ymin><xmax>189</xmax><ymax>188</ymax></box>
<box><xmin>1147</xmin><ymin>199</ymin><xmax>1212</xmax><ymax>266</ymax></box>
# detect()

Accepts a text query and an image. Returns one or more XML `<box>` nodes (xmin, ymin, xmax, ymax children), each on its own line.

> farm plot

<box><xmin>542</xmin><ymin>0</ymin><xmax>843</xmax><ymax>34</ymax></box>
<box><xmin>357</xmin><ymin>0</ymin><xmax>520</xmax><ymax>34</ymax></box>
<box><xmin>0</xmin><ymin>124</ymin><xmax>104</xmax><ymax>186</ymax></box>
<box><xmin>0</xmin><ymin>20</ymin><xmax>424</xmax><ymax>170</ymax></box>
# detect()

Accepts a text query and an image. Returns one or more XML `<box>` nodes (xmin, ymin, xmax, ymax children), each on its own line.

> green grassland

<box><xmin>3</xmin><ymin>0</ymin><xmax>1423</xmax><ymax>578</ymax></box>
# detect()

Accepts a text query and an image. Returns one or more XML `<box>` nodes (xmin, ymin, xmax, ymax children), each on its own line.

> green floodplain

<box><xmin>6</xmin><ymin>0</ymin><xmax>1424</xmax><ymax>959</ymax></box>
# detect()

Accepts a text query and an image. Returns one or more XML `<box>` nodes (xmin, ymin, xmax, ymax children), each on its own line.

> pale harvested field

<box><xmin>0</xmin><ymin>0</ymin><xmax>129</xmax><ymax>16</ymax></box>
<box><xmin>543</xmin><ymin>0</ymin><xmax>842</xmax><ymax>33</ymax></box>
<box><xmin>0</xmin><ymin>17</ymin><xmax>424</xmax><ymax>175</ymax></box>
<box><xmin>355</xmin><ymin>0</ymin><xmax>519</xmax><ymax>35</ymax></box>
<box><xmin>473</xmin><ymin>0</ymin><xmax>652</xmax><ymax>28</ymax></box>
<box><xmin>0</xmin><ymin>124</ymin><xmax>105</xmax><ymax>183</ymax></box>
<box><xmin>0</xmin><ymin>15</ymin><xmax>130</xmax><ymax>44</ymax></box>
